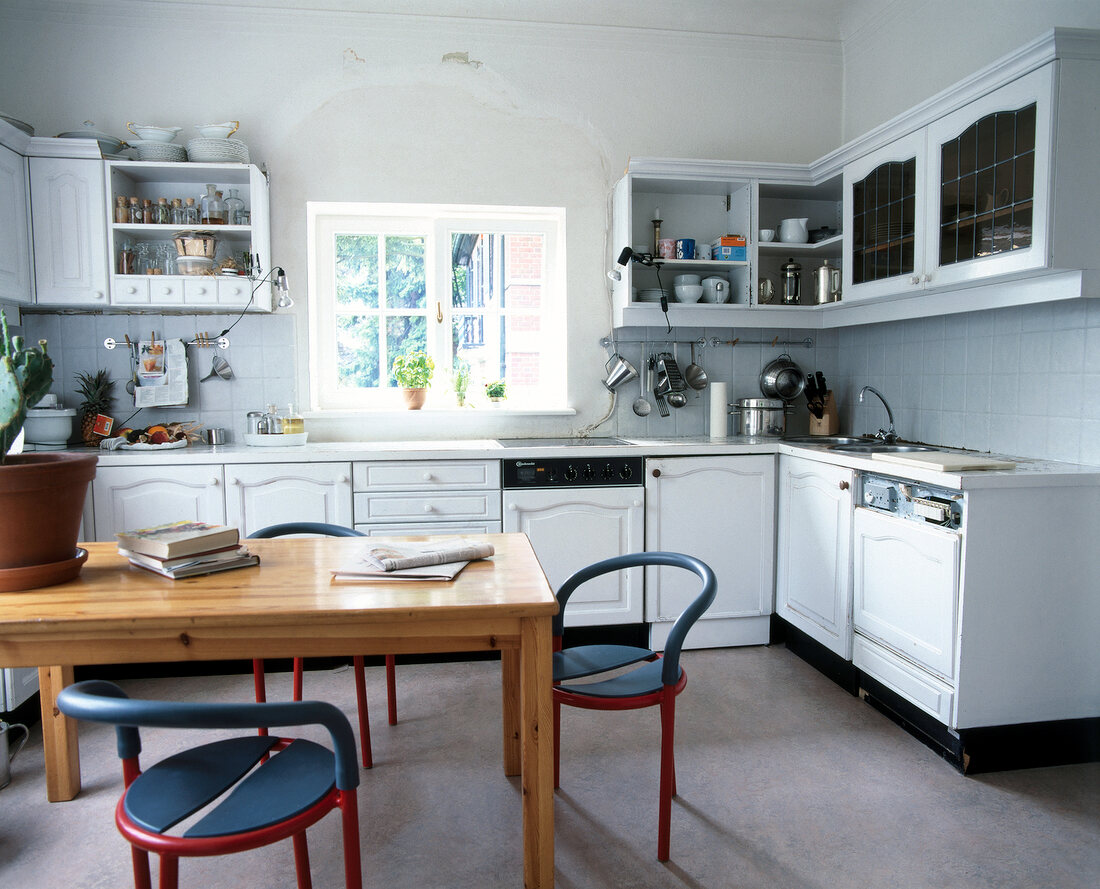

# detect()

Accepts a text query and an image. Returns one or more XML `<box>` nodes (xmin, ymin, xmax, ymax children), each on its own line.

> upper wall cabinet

<box><xmin>842</xmin><ymin>65</ymin><xmax>1058</xmax><ymax>303</ymax></box>
<box><xmin>29</xmin><ymin>156</ymin><xmax>110</xmax><ymax>307</ymax></box>
<box><xmin>0</xmin><ymin>143</ymin><xmax>32</xmax><ymax>305</ymax></box>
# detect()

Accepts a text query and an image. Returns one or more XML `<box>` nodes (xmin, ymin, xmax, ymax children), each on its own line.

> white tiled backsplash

<box><xmin>21</xmin><ymin>313</ymin><xmax>296</xmax><ymax>443</ymax></box>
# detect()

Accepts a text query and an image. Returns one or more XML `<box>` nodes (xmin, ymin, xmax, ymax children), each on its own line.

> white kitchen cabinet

<box><xmin>352</xmin><ymin>459</ymin><xmax>501</xmax><ymax>533</ymax></box>
<box><xmin>1</xmin><ymin>666</ymin><xmax>38</xmax><ymax>711</ymax></box>
<box><xmin>224</xmin><ymin>462</ymin><xmax>353</xmax><ymax>538</ymax></box>
<box><xmin>91</xmin><ymin>464</ymin><xmax>225</xmax><ymax>540</ymax></box>
<box><xmin>28</xmin><ymin>156</ymin><xmax>109</xmax><ymax>307</ymax></box>
<box><xmin>503</xmin><ymin>486</ymin><xmax>644</xmax><ymax>627</ymax></box>
<box><xmin>775</xmin><ymin>455</ymin><xmax>854</xmax><ymax>658</ymax></box>
<box><xmin>0</xmin><ymin>143</ymin><xmax>32</xmax><ymax>305</ymax></box>
<box><xmin>107</xmin><ymin>161</ymin><xmax>272</xmax><ymax>311</ymax></box>
<box><xmin>644</xmin><ymin>454</ymin><xmax>775</xmax><ymax>649</ymax></box>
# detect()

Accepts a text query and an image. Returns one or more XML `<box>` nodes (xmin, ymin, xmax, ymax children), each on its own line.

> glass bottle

<box><xmin>142</xmin><ymin>199</ymin><xmax>153</xmax><ymax>225</ymax></box>
<box><xmin>118</xmin><ymin>240</ymin><xmax>135</xmax><ymax>275</ymax></box>
<box><xmin>282</xmin><ymin>403</ymin><xmax>304</xmax><ymax>434</ymax></box>
<box><xmin>183</xmin><ymin>197</ymin><xmax>199</xmax><ymax>225</ymax></box>
<box><xmin>200</xmin><ymin>184</ymin><xmax>227</xmax><ymax>225</ymax></box>
<box><xmin>114</xmin><ymin>195</ymin><xmax>129</xmax><ymax>224</ymax></box>
<box><xmin>264</xmin><ymin>403</ymin><xmax>282</xmax><ymax>434</ymax></box>
<box><xmin>152</xmin><ymin>197</ymin><xmax>171</xmax><ymax>225</ymax></box>
<box><xmin>224</xmin><ymin>188</ymin><xmax>245</xmax><ymax>225</ymax></box>
<box><xmin>170</xmin><ymin>198</ymin><xmax>184</xmax><ymax>225</ymax></box>
<box><xmin>135</xmin><ymin>243</ymin><xmax>151</xmax><ymax>275</ymax></box>
<box><xmin>128</xmin><ymin>196</ymin><xmax>142</xmax><ymax>223</ymax></box>
<box><xmin>159</xmin><ymin>243</ymin><xmax>175</xmax><ymax>275</ymax></box>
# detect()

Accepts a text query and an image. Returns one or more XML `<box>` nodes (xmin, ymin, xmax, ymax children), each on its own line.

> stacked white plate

<box><xmin>129</xmin><ymin>140</ymin><xmax>187</xmax><ymax>162</ymax></box>
<box><xmin>187</xmin><ymin>138</ymin><xmax>250</xmax><ymax>163</ymax></box>
<box><xmin>636</xmin><ymin>288</ymin><xmax>669</xmax><ymax>303</ymax></box>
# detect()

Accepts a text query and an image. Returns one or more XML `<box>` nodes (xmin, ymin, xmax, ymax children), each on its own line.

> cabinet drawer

<box><xmin>113</xmin><ymin>276</ymin><xmax>150</xmax><ymax>305</ymax></box>
<box><xmin>217</xmin><ymin>277</ymin><xmax>251</xmax><ymax>306</ymax></box>
<box><xmin>354</xmin><ymin>520</ymin><xmax>502</xmax><ymax>536</ymax></box>
<box><xmin>183</xmin><ymin>276</ymin><xmax>219</xmax><ymax>305</ymax></box>
<box><xmin>148</xmin><ymin>277</ymin><xmax>183</xmax><ymax>305</ymax></box>
<box><xmin>353</xmin><ymin>490</ymin><xmax>501</xmax><ymax>523</ymax></box>
<box><xmin>854</xmin><ymin>634</ymin><xmax>954</xmax><ymax>725</ymax></box>
<box><xmin>353</xmin><ymin>459</ymin><xmax>499</xmax><ymax>491</ymax></box>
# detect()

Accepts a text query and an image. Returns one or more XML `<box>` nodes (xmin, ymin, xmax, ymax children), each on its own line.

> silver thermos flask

<box><xmin>781</xmin><ymin>258</ymin><xmax>801</xmax><ymax>305</ymax></box>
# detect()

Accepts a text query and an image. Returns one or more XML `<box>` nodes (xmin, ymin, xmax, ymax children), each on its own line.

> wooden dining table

<box><xmin>0</xmin><ymin>533</ymin><xmax>558</xmax><ymax>888</ymax></box>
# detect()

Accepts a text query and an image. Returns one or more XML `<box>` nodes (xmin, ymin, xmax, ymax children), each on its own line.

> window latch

<box><xmin>436</xmin><ymin>301</ymin><xmax>443</xmax><ymax>323</ymax></box>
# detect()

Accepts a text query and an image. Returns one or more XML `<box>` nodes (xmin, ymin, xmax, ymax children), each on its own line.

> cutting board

<box><xmin>871</xmin><ymin>451</ymin><xmax>1016</xmax><ymax>472</ymax></box>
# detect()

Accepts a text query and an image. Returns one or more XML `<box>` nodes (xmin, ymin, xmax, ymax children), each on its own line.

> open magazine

<box><xmin>331</xmin><ymin>538</ymin><xmax>495</xmax><ymax>582</ymax></box>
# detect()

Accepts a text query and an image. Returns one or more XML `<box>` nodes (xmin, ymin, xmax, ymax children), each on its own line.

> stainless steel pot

<box><xmin>759</xmin><ymin>353</ymin><xmax>806</xmax><ymax>401</ymax></box>
<box><xmin>1</xmin><ymin>721</ymin><xmax>29</xmax><ymax>790</ymax></box>
<box><xmin>731</xmin><ymin>397</ymin><xmax>787</xmax><ymax>436</ymax></box>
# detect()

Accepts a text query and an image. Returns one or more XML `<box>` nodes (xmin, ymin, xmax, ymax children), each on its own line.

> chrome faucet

<box><xmin>859</xmin><ymin>386</ymin><xmax>897</xmax><ymax>443</ymax></box>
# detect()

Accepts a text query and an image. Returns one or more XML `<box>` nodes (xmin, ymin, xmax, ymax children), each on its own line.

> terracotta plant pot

<box><xmin>401</xmin><ymin>388</ymin><xmax>427</xmax><ymax>410</ymax></box>
<box><xmin>0</xmin><ymin>453</ymin><xmax>97</xmax><ymax>588</ymax></box>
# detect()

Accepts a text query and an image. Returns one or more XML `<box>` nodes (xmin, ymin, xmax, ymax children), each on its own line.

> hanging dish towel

<box><xmin>135</xmin><ymin>339</ymin><xmax>189</xmax><ymax>407</ymax></box>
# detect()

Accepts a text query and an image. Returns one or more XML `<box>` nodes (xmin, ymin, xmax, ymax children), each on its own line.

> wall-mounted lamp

<box><xmin>273</xmin><ymin>267</ymin><xmax>294</xmax><ymax>309</ymax></box>
<box><xmin>607</xmin><ymin>246</ymin><xmax>634</xmax><ymax>282</ymax></box>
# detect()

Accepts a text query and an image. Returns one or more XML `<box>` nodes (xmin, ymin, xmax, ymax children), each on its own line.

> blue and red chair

<box><xmin>248</xmin><ymin>522</ymin><xmax>399</xmax><ymax>768</ymax></box>
<box><xmin>56</xmin><ymin>679</ymin><xmax>362</xmax><ymax>889</ymax></box>
<box><xmin>552</xmin><ymin>552</ymin><xmax>716</xmax><ymax>861</ymax></box>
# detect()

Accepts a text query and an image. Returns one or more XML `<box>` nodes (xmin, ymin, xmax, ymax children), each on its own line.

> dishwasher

<box><xmin>502</xmin><ymin>453</ymin><xmax>645</xmax><ymax>627</ymax></box>
<box><xmin>852</xmin><ymin>473</ymin><xmax>964</xmax><ymax>727</ymax></box>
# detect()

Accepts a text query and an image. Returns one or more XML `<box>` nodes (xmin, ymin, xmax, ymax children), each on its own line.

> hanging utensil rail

<box><xmin>600</xmin><ymin>335</ymin><xmax>814</xmax><ymax>350</ymax></box>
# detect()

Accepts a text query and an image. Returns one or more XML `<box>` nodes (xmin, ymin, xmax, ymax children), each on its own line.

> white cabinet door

<box><xmin>645</xmin><ymin>455</ymin><xmax>775</xmax><ymax>649</ymax></box>
<box><xmin>29</xmin><ymin>157</ymin><xmax>108</xmax><ymax>307</ymax></box>
<box><xmin>775</xmin><ymin>455</ymin><xmax>854</xmax><ymax>658</ymax></box>
<box><xmin>224</xmin><ymin>463</ymin><xmax>353</xmax><ymax>538</ymax></box>
<box><xmin>0</xmin><ymin>143</ymin><xmax>32</xmax><ymax>305</ymax></box>
<box><xmin>2</xmin><ymin>666</ymin><xmax>38</xmax><ymax>711</ymax></box>
<box><xmin>503</xmin><ymin>487</ymin><xmax>644</xmax><ymax>627</ymax></box>
<box><xmin>852</xmin><ymin>507</ymin><xmax>960</xmax><ymax>680</ymax></box>
<box><xmin>92</xmin><ymin>465</ymin><xmax>225</xmax><ymax>540</ymax></box>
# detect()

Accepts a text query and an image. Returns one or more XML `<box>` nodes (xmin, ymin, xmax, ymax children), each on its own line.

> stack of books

<box><xmin>117</xmin><ymin>521</ymin><xmax>259</xmax><ymax>579</ymax></box>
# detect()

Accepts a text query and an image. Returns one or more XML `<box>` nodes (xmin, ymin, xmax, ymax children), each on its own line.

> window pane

<box><xmin>335</xmin><ymin>234</ymin><xmax>378</xmax><ymax>309</ymax></box>
<box><xmin>336</xmin><ymin>315</ymin><xmax>379</xmax><ymax>388</ymax></box>
<box><xmin>384</xmin><ymin>236</ymin><xmax>426</xmax><ymax>309</ymax></box>
<box><xmin>384</xmin><ymin>315</ymin><xmax>427</xmax><ymax>387</ymax></box>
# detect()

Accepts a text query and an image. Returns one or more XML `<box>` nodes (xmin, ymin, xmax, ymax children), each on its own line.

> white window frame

<box><xmin>307</xmin><ymin>201</ymin><xmax>567</xmax><ymax>412</ymax></box>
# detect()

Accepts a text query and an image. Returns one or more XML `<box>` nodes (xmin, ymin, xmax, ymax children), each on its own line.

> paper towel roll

<box><xmin>709</xmin><ymin>381</ymin><xmax>729</xmax><ymax>439</ymax></box>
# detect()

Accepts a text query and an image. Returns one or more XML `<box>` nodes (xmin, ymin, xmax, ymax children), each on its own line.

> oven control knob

<box><xmin>620</xmin><ymin>463</ymin><xmax>633</xmax><ymax>480</ymax></box>
<box><xmin>582</xmin><ymin>463</ymin><xmax>595</xmax><ymax>480</ymax></box>
<box><xmin>564</xmin><ymin>464</ymin><xmax>578</xmax><ymax>482</ymax></box>
<box><xmin>602</xmin><ymin>463</ymin><xmax>614</xmax><ymax>479</ymax></box>
<box><xmin>547</xmin><ymin>468</ymin><xmax>558</xmax><ymax>483</ymax></box>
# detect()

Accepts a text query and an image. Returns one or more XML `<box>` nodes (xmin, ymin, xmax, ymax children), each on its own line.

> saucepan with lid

<box><xmin>759</xmin><ymin>353</ymin><xmax>806</xmax><ymax>402</ymax></box>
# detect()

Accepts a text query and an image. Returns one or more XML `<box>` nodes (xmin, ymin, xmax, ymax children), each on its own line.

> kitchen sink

<box><xmin>829</xmin><ymin>443</ymin><xmax>941</xmax><ymax>453</ymax></box>
<box><xmin>781</xmin><ymin>435</ymin><xmax>873</xmax><ymax>445</ymax></box>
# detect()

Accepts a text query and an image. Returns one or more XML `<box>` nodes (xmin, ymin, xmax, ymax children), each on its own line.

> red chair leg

<box><xmin>252</xmin><ymin>659</ymin><xmax>268</xmax><ymax>737</ymax></box>
<box><xmin>385</xmin><ymin>654</ymin><xmax>397</xmax><ymax>725</ymax></box>
<box><xmin>657</xmin><ymin>688</ymin><xmax>677</xmax><ymax>862</ymax></box>
<box><xmin>340</xmin><ymin>790</ymin><xmax>363</xmax><ymax>889</ymax></box>
<box><xmin>352</xmin><ymin>656</ymin><xmax>373</xmax><ymax>768</ymax></box>
<box><xmin>553</xmin><ymin>698</ymin><xmax>561</xmax><ymax>789</ymax></box>
<box><xmin>292</xmin><ymin>657</ymin><xmax>304</xmax><ymax>701</ymax></box>
<box><xmin>131</xmin><ymin>846</ymin><xmax>152</xmax><ymax>889</ymax></box>
<box><xmin>157</xmin><ymin>853</ymin><xmax>179</xmax><ymax>889</ymax></box>
<box><xmin>292</xmin><ymin>831</ymin><xmax>313</xmax><ymax>889</ymax></box>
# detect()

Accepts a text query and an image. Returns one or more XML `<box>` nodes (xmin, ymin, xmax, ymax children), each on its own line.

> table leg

<box><xmin>37</xmin><ymin>665</ymin><xmax>81</xmax><ymax>802</ymax></box>
<box><xmin>501</xmin><ymin>648</ymin><xmax>521</xmax><ymax>776</ymax></box>
<box><xmin>520</xmin><ymin>616</ymin><xmax>554</xmax><ymax>888</ymax></box>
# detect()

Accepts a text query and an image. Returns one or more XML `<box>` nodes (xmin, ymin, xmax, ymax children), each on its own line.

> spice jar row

<box><xmin>113</xmin><ymin>184</ymin><xmax>248</xmax><ymax>226</ymax></box>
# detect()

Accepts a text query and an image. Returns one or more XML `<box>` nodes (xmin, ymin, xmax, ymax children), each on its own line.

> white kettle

<box><xmin>779</xmin><ymin>218</ymin><xmax>809</xmax><ymax>244</ymax></box>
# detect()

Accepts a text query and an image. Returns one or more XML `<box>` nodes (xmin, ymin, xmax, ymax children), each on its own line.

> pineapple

<box><xmin>74</xmin><ymin>369</ymin><xmax>115</xmax><ymax>446</ymax></box>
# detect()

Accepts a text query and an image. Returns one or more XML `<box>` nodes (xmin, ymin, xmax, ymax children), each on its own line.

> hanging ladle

<box><xmin>200</xmin><ymin>354</ymin><xmax>234</xmax><ymax>382</ymax></box>
<box><xmin>685</xmin><ymin>343</ymin><xmax>709</xmax><ymax>391</ymax></box>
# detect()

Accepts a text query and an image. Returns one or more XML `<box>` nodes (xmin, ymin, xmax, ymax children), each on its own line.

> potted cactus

<box><xmin>0</xmin><ymin>310</ymin><xmax>97</xmax><ymax>590</ymax></box>
<box><xmin>391</xmin><ymin>350</ymin><xmax>435</xmax><ymax>410</ymax></box>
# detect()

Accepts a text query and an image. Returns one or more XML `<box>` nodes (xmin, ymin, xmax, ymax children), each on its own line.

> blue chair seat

<box><xmin>552</xmin><ymin>644</ymin><xmax>654</xmax><ymax>683</ymax></box>
<box><xmin>559</xmin><ymin>658</ymin><xmax>672</xmax><ymax>699</ymax></box>
<box><xmin>125</xmin><ymin>736</ymin><xmax>337</xmax><ymax>839</ymax></box>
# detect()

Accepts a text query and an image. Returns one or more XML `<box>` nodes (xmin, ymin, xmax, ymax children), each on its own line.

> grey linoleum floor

<box><xmin>1</xmin><ymin>646</ymin><xmax>1097</xmax><ymax>889</ymax></box>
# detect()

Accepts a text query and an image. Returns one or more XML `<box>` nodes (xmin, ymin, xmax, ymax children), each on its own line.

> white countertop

<box><xmin>70</xmin><ymin>436</ymin><xmax>1100</xmax><ymax>491</ymax></box>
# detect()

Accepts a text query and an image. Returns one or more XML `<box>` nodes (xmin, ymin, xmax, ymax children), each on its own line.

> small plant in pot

<box><xmin>452</xmin><ymin>358</ymin><xmax>471</xmax><ymax>407</ymax></box>
<box><xmin>0</xmin><ymin>310</ymin><xmax>98</xmax><ymax>591</ymax></box>
<box><xmin>485</xmin><ymin>379</ymin><xmax>507</xmax><ymax>403</ymax></box>
<box><xmin>391</xmin><ymin>350</ymin><xmax>434</xmax><ymax>410</ymax></box>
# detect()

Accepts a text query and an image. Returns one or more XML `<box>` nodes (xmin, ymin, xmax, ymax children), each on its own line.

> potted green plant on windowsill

<box><xmin>485</xmin><ymin>380</ymin><xmax>507</xmax><ymax>404</ymax></box>
<box><xmin>452</xmin><ymin>358</ymin><xmax>471</xmax><ymax>407</ymax></box>
<box><xmin>391</xmin><ymin>350</ymin><xmax>435</xmax><ymax>410</ymax></box>
<box><xmin>0</xmin><ymin>310</ymin><xmax>98</xmax><ymax>591</ymax></box>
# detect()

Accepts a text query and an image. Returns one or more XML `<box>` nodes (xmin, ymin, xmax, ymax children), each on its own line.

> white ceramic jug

<box><xmin>779</xmin><ymin>218</ymin><xmax>809</xmax><ymax>243</ymax></box>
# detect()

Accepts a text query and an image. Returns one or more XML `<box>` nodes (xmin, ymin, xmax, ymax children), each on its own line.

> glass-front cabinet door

<box><xmin>925</xmin><ymin>64</ymin><xmax>1053</xmax><ymax>289</ymax></box>
<box><xmin>842</xmin><ymin>130</ymin><xmax>927</xmax><ymax>302</ymax></box>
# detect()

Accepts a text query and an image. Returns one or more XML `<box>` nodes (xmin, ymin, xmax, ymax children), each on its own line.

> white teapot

<box><xmin>779</xmin><ymin>218</ymin><xmax>809</xmax><ymax>243</ymax></box>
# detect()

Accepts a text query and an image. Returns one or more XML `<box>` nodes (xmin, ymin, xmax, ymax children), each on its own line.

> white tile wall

<box><xmin>21</xmin><ymin>313</ymin><xmax>296</xmax><ymax>445</ymax></box>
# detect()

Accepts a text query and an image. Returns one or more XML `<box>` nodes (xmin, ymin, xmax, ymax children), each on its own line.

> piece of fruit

<box><xmin>149</xmin><ymin>430</ymin><xmax>170</xmax><ymax>444</ymax></box>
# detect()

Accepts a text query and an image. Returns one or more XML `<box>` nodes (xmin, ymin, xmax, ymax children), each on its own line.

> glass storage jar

<box><xmin>200</xmin><ymin>184</ymin><xmax>227</xmax><ymax>225</ymax></box>
<box><xmin>224</xmin><ymin>188</ymin><xmax>245</xmax><ymax>225</ymax></box>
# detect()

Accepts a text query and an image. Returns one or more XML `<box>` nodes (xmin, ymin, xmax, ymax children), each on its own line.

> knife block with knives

<box><xmin>808</xmin><ymin>391</ymin><xmax>838</xmax><ymax>435</ymax></box>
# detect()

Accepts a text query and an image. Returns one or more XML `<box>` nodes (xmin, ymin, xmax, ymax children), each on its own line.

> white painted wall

<box><xmin>0</xmin><ymin>0</ymin><xmax>843</xmax><ymax>441</ymax></box>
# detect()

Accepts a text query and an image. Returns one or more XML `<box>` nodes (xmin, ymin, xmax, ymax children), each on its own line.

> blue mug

<box><xmin>675</xmin><ymin>238</ymin><xmax>695</xmax><ymax>259</ymax></box>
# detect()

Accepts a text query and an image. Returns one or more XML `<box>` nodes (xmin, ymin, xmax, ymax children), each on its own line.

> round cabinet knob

<box><xmin>839</xmin><ymin>480</ymin><xmax>850</xmax><ymax>490</ymax></box>
<box><xmin>422</xmin><ymin>472</ymin><xmax>433</xmax><ymax>481</ymax></box>
<box><xmin>196</xmin><ymin>287</ymin><xmax>207</xmax><ymax>295</ymax></box>
<box><xmin>126</xmin><ymin>286</ymin><xmax>137</xmax><ymax>294</ymax></box>
<box><xmin>508</xmin><ymin>503</ymin><xmax>517</xmax><ymax>511</ymax></box>
<box><xmin>423</xmin><ymin>504</ymin><xmax>433</xmax><ymax>512</ymax></box>
<box><xmin>922</xmin><ymin>273</ymin><xmax>933</xmax><ymax>284</ymax></box>
<box><xmin>210</xmin><ymin>478</ymin><xmax>221</xmax><ymax>486</ymax></box>
<box><xmin>229</xmin><ymin>477</ymin><xmax>239</xmax><ymax>486</ymax></box>
<box><xmin>652</xmin><ymin>468</ymin><xmax>661</xmax><ymax>478</ymax></box>
<box><xmin>162</xmin><ymin>286</ymin><xmax>172</xmax><ymax>295</ymax></box>
<box><xmin>93</xmin><ymin>291</ymin><xmax>104</xmax><ymax>300</ymax></box>
<box><xmin>910</xmin><ymin>275</ymin><xmax>921</xmax><ymax>285</ymax></box>
<box><xmin>632</xmin><ymin>499</ymin><xmax>642</xmax><ymax>508</ymax></box>
<box><xmin>338</xmin><ymin>475</ymin><xmax>349</xmax><ymax>484</ymax></box>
